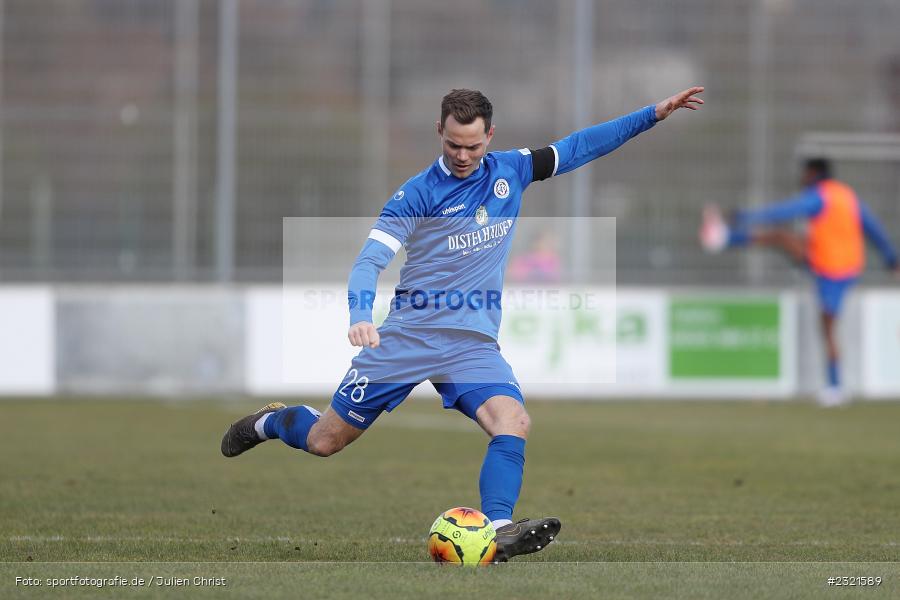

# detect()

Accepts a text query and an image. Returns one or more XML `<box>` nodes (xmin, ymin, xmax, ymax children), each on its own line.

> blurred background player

<box><xmin>222</xmin><ymin>86</ymin><xmax>704</xmax><ymax>561</ymax></box>
<box><xmin>700</xmin><ymin>158</ymin><xmax>899</xmax><ymax>406</ymax></box>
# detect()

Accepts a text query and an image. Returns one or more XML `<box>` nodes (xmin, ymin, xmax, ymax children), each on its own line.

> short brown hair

<box><xmin>440</xmin><ymin>89</ymin><xmax>493</xmax><ymax>133</ymax></box>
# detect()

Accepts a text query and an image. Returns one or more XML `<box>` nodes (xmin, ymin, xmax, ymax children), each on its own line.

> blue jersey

<box><xmin>347</xmin><ymin>104</ymin><xmax>658</xmax><ymax>339</ymax></box>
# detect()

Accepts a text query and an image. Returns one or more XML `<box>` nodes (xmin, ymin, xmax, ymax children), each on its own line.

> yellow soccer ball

<box><xmin>427</xmin><ymin>507</ymin><xmax>497</xmax><ymax>566</ymax></box>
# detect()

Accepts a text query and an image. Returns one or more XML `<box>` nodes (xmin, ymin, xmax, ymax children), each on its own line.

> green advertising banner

<box><xmin>669</xmin><ymin>298</ymin><xmax>780</xmax><ymax>379</ymax></box>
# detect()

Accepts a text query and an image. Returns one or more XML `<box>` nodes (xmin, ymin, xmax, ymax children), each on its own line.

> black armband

<box><xmin>530</xmin><ymin>146</ymin><xmax>557</xmax><ymax>182</ymax></box>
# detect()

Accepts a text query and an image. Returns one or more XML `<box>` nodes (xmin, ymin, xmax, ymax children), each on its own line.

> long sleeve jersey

<box><xmin>347</xmin><ymin>105</ymin><xmax>658</xmax><ymax>339</ymax></box>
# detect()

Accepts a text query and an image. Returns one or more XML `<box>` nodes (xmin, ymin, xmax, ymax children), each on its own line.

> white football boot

<box><xmin>700</xmin><ymin>204</ymin><xmax>729</xmax><ymax>254</ymax></box>
<box><xmin>816</xmin><ymin>387</ymin><xmax>848</xmax><ymax>408</ymax></box>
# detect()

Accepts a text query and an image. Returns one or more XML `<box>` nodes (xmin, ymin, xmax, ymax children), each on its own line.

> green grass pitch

<box><xmin>2</xmin><ymin>398</ymin><xmax>899</xmax><ymax>599</ymax></box>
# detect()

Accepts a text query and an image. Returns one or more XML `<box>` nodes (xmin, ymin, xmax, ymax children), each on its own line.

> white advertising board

<box><xmin>861</xmin><ymin>291</ymin><xmax>900</xmax><ymax>398</ymax></box>
<box><xmin>0</xmin><ymin>287</ymin><xmax>55</xmax><ymax>394</ymax></box>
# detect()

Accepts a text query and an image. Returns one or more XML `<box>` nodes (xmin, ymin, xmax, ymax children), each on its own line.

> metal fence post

<box><xmin>215</xmin><ymin>0</ymin><xmax>239</xmax><ymax>283</ymax></box>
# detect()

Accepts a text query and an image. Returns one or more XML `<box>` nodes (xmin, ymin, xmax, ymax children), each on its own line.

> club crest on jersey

<box><xmin>475</xmin><ymin>205</ymin><xmax>489</xmax><ymax>225</ymax></box>
<box><xmin>493</xmin><ymin>178</ymin><xmax>510</xmax><ymax>199</ymax></box>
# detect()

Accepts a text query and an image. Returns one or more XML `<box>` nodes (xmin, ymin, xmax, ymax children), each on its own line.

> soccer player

<box><xmin>700</xmin><ymin>158</ymin><xmax>899</xmax><ymax>406</ymax></box>
<box><xmin>223</xmin><ymin>86</ymin><xmax>705</xmax><ymax>561</ymax></box>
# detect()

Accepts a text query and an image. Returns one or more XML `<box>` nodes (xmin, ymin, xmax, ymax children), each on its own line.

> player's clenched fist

<box><xmin>348</xmin><ymin>322</ymin><xmax>380</xmax><ymax>348</ymax></box>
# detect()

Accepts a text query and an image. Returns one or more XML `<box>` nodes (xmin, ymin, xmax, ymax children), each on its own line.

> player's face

<box><xmin>437</xmin><ymin>115</ymin><xmax>494</xmax><ymax>179</ymax></box>
<box><xmin>801</xmin><ymin>167</ymin><xmax>818</xmax><ymax>188</ymax></box>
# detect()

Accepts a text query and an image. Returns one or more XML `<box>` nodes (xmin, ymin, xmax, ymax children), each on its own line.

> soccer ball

<box><xmin>427</xmin><ymin>507</ymin><xmax>497</xmax><ymax>566</ymax></box>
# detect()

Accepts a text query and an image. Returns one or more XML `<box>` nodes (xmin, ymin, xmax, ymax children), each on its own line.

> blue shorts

<box><xmin>814</xmin><ymin>274</ymin><xmax>857</xmax><ymax>316</ymax></box>
<box><xmin>330</xmin><ymin>327</ymin><xmax>523</xmax><ymax>429</ymax></box>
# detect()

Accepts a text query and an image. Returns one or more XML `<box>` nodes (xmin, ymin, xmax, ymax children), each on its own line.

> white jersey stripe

<box><xmin>550</xmin><ymin>145</ymin><xmax>560</xmax><ymax>177</ymax></box>
<box><xmin>368</xmin><ymin>228</ymin><xmax>402</xmax><ymax>253</ymax></box>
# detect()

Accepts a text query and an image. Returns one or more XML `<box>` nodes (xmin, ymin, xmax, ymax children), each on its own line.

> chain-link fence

<box><xmin>1</xmin><ymin>0</ymin><xmax>898</xmax><ymax>284</ymax></box>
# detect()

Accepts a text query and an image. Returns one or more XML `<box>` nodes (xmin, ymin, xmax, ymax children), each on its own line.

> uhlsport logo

<box><xmin>392</xmin><ymin>189</ymin><xmax>405</xmax><ymax>201</ymax></box>
<box><xmin>475</xmin><ymin>205</ymin><xmax>489</xmax><ymax>225</ymax></box>
<box><xmin>442</xmin><ymin>203</ymin><xmax>466</xmax><ymax>216</ymax></box>
<box><xmin>493</xmin><ymin>178</ymin><xmax>510</xmax><ymax>199</ymax></box>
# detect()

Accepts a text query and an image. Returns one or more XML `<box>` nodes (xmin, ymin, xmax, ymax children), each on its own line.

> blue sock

<box><xmin>827</xmin><ymin>359</ymin><xmax>840</xmax><ymax>388</ymax></box>
<box><xmin>728</xmin><ymin>227</ymin><xmax>750</xmax><ymax>247</ymax></box>
<box><xmin>263</xmin><ymin>405</ymin><xmax>321</xmax><ymax>452</ymax></box>
<box><xmin>479</xmin><ymin>435</ymin><xmax>526</xmax><ymax>523</ymax></box>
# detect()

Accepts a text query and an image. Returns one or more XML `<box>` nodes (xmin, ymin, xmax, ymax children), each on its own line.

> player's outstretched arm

<box><xmin>529</xmin><ymin>86</ymin><xmax>704</xmax><ymax>181</ymax></box>
<box><xmin>654</xmin><ymin>86</ymin><xmax>705</xmax><ymax>121</ymax></box>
